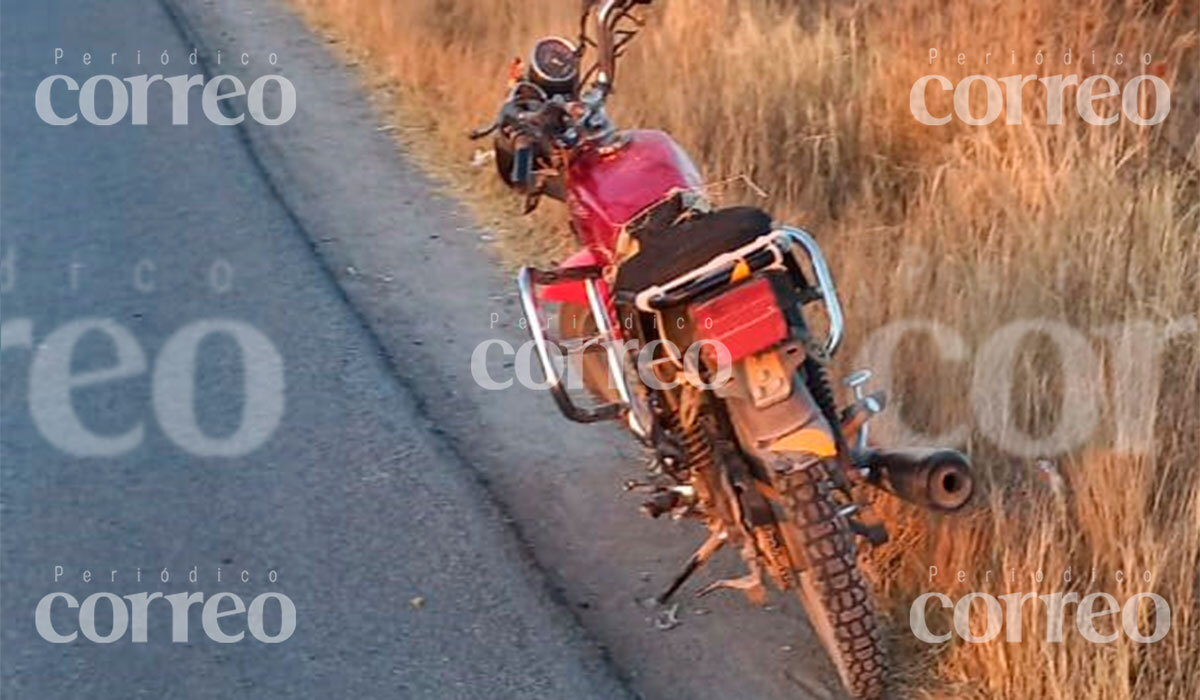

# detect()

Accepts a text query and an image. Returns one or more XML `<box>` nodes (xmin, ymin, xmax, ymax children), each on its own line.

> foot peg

<box><xmin>840</xmin><ymin>369</ymin><xmax>886</xmax><ymax>453</ymax></box>
<box><xmin>640</xmin><ymin>490</ymin><xmax>681</xmax><ymax>518</ymax></box>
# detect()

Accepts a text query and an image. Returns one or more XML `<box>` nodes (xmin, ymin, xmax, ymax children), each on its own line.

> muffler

<box><xmin>862</xmin><ymin>448</ymin><xmax>974</xmax><ymax>512</ymax></box>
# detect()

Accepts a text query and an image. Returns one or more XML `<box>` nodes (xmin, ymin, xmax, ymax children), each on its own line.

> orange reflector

<box><xmin>730</xmin><ymin>259</ymin><xmax>751</xmax><ymax>283</ymax></box>
<box><xmin>768</xmin><ymin>428</ymin><xmax>837</xmax><ymax>457</ymax></box>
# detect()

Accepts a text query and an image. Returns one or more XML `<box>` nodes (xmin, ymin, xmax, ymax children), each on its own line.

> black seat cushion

<box><xmin>614</xmin><ymin>206</ymin><xmax>773</xmax><ymax>293</ymax></box>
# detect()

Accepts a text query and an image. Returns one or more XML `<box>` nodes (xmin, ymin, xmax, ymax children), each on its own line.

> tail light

<box><xmin>688</xmin><ymin>277</ymin><xmax>787</xmax><ymax>362</ymax></box>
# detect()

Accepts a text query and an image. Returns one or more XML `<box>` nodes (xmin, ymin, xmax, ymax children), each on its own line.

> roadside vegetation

<box><xmin>294</xmin><ymin>0</ymin><xmax>1198</xmax><ymax>697</ymax></box>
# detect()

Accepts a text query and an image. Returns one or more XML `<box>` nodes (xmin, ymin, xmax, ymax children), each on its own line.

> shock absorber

<box><xmin>801</xmin><ymin>357</ymin><xmax>855</xmax><ymax>491</ymax></box>
<box><xmin>636</xmin><ymin>404</ymin><xmax>715</xmax><ymax>518</ymax></box>
<box><xmin>802</xmin><ymin>357</ymin><xmax>842</xmax><ymax>438</ymax></box>
<box><xmin>668</xmin><ymin>413</ymin><xmax>717</xmax><ymax>499</ymax></box>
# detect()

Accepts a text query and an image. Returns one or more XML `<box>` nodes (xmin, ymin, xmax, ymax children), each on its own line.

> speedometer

<box><xmin>529</xmin><ymin>36</ymin><xmax>579</xmax><ymax>94</ymax></box>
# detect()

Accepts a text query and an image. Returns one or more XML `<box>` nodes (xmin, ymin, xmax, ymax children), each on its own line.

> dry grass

<box><xmin>293</xmin><ymin>0</ymin><xmax>1199</xmax><ymax>697</ymax></box>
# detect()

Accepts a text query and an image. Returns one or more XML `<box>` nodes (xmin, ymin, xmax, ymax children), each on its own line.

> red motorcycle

<box><xmin>472</xmin><ymin>2</ymin><xmax>975</xmax><ymax>697</ymax></box>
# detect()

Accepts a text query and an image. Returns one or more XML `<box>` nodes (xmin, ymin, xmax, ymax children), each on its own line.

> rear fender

<box><xmin>537</xmin><ymin>249</ymin><xmax>606</xmax><ymax>306</ymax></box>
<box><xmin>721</xmin><ymin>350</ymin><xmax>839</xmax><ymax>463</ymax></box>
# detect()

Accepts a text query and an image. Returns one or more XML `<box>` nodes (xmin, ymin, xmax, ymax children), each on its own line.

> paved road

<box><xmin>0</xmin><ymin>1</ymin><xmax>628</xmax><ymax>698</ymax></box>
<box><xmin>2</xmin><ymin>0</ymin><xmax>848</xmax><ymax>698</ymax></box>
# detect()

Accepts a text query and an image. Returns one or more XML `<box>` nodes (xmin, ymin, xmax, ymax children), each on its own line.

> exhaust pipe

<box><xmin>864</xmin><ymin>448</ymin><xmax>974</xmax><ymax>512</ymax></box>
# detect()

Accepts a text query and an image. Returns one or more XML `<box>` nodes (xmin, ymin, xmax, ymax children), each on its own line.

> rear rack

<box><xmin>516</xmin><ymin>265</ymin><xmax>650</xmax><ymax>436</ymax></box>
<box><xmin>633</xmin><ymin>226</ymin><xmax>845</xmax><ymax>358</ymax></box>
<box><xmin>515</xmin><ymin>226</ymin><xmax>843</xmax><ymax>430</ymax></box>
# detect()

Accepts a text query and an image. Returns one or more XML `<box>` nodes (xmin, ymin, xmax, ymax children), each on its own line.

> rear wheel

<box><xmin>784</xmin><ymin>460</ymin><xmax>885</xmax><ymax>699</ymax></box>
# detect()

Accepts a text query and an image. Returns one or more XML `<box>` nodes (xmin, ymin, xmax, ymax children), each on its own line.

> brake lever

<box><xmin>469</xmin><ymin>122</ymin><xmax>498</xmax><ymax>140</ymax></box>
<box><xmin>470</xmin><ymin>96</ymin><xmax>530</xmax><ymax>141</ymax></box>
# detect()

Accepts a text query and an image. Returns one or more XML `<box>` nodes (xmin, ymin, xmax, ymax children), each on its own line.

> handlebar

<box><xmin>594</xmin><ymin>0</ymin><xmax>620</xmax><ymax>92</ymax></box>
<box><xmin>588</xmin><ymin>0</ymin><xmax>651</xmax><ymax>94</ymax></box>
<box><xmin>470</xmin><ymin>0</ymin><xmax>650</xmax><ymax>179</ymax></box>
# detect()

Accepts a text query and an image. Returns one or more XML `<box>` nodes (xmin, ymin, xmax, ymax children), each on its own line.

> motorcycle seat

<box><xmin>614</xmin><ymin>206</ymin><xmax>773</xmax><ymax>294</ymax></box>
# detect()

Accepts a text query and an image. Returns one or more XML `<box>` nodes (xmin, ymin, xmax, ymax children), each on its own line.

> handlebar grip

<box><xmin>510</xmin><ymin>136</ymin><xmax>535</xmax><ymax>189</ymax></box>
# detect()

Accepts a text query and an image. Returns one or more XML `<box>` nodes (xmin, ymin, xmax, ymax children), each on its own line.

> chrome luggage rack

<box><xmin>517</xmin><ymin>264</ymin><xmax>647</xmax><ymax>435</ymax></box>
<box><xmin>516</xmin><ymin>225</ymin><xmax>844</xmax><ymax>430</ymax></box>
<box><xmin>631</xmin><ymin>226</ymin><xmax>844</xmax><ymax>358</ymax></box>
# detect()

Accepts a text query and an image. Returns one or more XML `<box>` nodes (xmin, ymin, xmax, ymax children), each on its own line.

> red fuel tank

<box><xmin>566</xmin><ymin>129</ymin><xmax>702</xmax><ymax>261</ymax></box>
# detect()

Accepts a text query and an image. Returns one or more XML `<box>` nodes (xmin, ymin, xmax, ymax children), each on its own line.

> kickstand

<box><xmin>694</xmin><ymin>540</ymin><xmax>767</xmax><ymax>606</ymax></box>
<box><xmin>655</xmin><ymin>529</ymin><xmax>727</xmax><ymax>604</ymax></box>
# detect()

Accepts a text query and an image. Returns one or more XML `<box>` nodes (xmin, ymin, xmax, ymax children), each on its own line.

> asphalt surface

<box><xmin>1</xmin><ymin>1</ymin><xmax>846</xmax><ymax>698</ymax></box>
<box><xmin>0</xmin><ymin>1</ymin><xmax>627</xmax><ymax>698</ymax></box>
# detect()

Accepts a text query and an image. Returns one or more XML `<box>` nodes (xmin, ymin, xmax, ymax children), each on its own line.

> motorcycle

<box><xmin>471</xmin><ymin>2</ymin><xmax>975</xmax><ymax>697</ymax></box>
